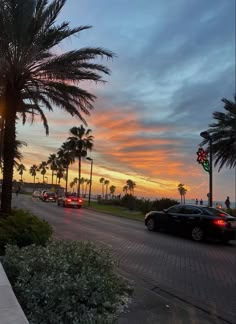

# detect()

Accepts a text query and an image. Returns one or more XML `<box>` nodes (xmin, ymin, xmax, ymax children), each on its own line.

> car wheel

<box><xmin>146</xmin><ymin>217</ymin><xmax>156</xmax><ymax>231</ymax></box>
<box><xmin>191</xmin><ymin>226</ymin><xmax>204</xmax><ymax>242</ymax></box>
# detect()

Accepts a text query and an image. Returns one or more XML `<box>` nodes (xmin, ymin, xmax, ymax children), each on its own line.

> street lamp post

<box><xmin>200</xmin><ymin>131</ymin><xmax>213</xmax><ymax>207</ymax></box>
<box><xmin>86</xmin><ymin>157</ymin><xmax>93</xmax><ymax>206</ymax></box>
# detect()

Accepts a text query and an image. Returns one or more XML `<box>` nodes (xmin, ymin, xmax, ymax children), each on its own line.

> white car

<box><xmin>32</xmin><ymin>190</ymin><xmax>41</xmax><ymax>198</ymax></box>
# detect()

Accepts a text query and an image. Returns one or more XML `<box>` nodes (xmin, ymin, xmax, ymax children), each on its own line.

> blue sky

<box><xmin>17</xmin><ymin>0</ymin><xmax>235</xmax><ymax>202</ymax></box>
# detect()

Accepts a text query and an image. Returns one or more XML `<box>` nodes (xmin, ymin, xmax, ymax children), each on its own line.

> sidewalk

<box><xmin>117</xmin><ymin>270</ymin><xmax>228</xmax><ymax>324</ymax></box>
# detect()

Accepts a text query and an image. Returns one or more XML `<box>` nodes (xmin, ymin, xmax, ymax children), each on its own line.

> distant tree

<box><xmin>99</xmin><ymin>177</ymin><xmax>105</xmax><ymax>197</ymax></box>
<box><xmin>67</xmin><ymin>126</ymin><xmax>94</xmax><ymax>197</ymax></box>
<box><xmin>126</xmin><ymin>179</ymin><xmax>136</xmax><ymax>195</ymax></box>
<box><xmin>178</xmin><ymin>183</ymin><xmax>187</xmax><ymax>204</ymax></box>
<box><xmin>17</xmin><ymin>163</ymin><xmax>26</xmax><ymax>181</ymax></box>
<box><xmin>29</xmin><ymin>164</ymin><xmax>38</xmax><ymax>184</ymax></box>
<box><xmin>38</xmin><ymin>161</ymin><xmax>48</xmax><ymax>183</ymax></box>
<box><xmin>110</xmin><ymin>185</ymin><xmax>116</xmax><ymax>198</ymax></box>
<box><xmin>56</xmin><ymin>164</ymin><xmax>64</xmax><ymax>184</ymax></box>
<box><xmin>57</xmin><ymin>142</ymin><xmax>75</xmax><ymax>193</ymax></box>
<box><xmin>200</xmin><ymin>96</ymin><xmax>236</xmax><ymax>171</ymax></box>
<box><xmin>104</xmin><ymin>179</ymin><xmax>110</xmax><ymax>198</ymax></box>
<box><xmin>47</xmin><ymin>154</ymin><xmax>58</xmax><ymax>185</ymax></box>
<box><xmin>123</xmin><ymin>185</ymin><xmax>128</xmax><ymax>195</ymax></box>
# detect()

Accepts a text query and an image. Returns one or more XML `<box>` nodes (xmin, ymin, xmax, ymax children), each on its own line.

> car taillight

<box><xmin>213</xmin><ymin>219</ymin><xmax>226</xmax><ymax>227</ymax></box>
<box><xmin>66</xmin><ymin>198</ymin><xmax>72</xmax><ymax>202</ymax></box>
<box><xmin>78</xmin><ymin>199</ymin><xmax>83</xmax><ymax>203</ymax></box>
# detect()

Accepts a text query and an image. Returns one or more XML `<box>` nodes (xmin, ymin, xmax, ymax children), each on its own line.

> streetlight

<box><xmin>86</xmin><ymin>157</ymin><xmax>93</xmax><ymax>206</ymax></box>
<box><xmin>200</xmin><ymin>131</ymin><xmax>213</xmax><ymax>207</ymax></box>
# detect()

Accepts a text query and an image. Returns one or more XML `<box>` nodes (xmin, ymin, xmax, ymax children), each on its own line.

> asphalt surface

<box><xmin>14</xmin><ymin>195</ymin><xmax>236</xmax><ymax>324</ymax></box>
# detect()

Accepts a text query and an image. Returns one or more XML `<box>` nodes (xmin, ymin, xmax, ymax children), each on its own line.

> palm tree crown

<box><xmin>0</xmin><ymin>0</ymin><xmax>113</xmax><ymax>213</ymax></box>
<box><xmin>200</xmin><ymin>96</ymin><xmax>236</xmax><ymax>171</ymax></box>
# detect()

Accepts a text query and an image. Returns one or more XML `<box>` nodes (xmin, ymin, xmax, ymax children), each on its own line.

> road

<box><xmin>14</xmin><ymin>195</ymin><xmax>236</xmax><ymax>324</ymax></box>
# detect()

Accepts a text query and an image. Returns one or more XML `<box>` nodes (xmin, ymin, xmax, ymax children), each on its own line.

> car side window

<box><xmin>168</xmin><ymin>206</ymin><xmax>182</xmax><ymax>213</ymax></box>
<box><xmin>182</xmin><ymin>206</ymin><xmax>201</xmax><ymax>215</ymax></box>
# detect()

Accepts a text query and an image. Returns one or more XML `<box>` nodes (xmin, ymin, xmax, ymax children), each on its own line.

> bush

<box><xmin>151</xmin><ymin>198</ymin><xmax>179</xmax><ymax>211</ymax></box>
<box><xmin>3</xmin><ymin>241</ymin><xmax>132</xmax><ymax>323</ymax></box>
<box><xmin>0</xmin><ymin>208</ymin><xmax>53</xmax><ymax>255</ymax></box>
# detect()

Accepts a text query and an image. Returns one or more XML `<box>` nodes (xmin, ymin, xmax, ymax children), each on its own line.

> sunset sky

<box><xmin>15</xmin><ymin>0</ymin><xmax>235</xmax><ymax>202</ymax></box>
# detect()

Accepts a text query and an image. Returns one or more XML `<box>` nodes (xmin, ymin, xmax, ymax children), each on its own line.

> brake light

<box><xmin>78</xmin><ymin>199</ymin><xmax>83</xmax><ymax>203</ymax></box>
<box><xmin>213</xmin><ymin>219</ymin><xmax>226</xmax><ymax>226</ymax></box>
<box><xmin>66</xmin><ymin>198</ymin><xmax>72</xmax><ymax>202</ymax></box>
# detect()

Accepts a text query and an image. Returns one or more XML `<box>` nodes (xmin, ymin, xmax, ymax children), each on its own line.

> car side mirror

<box><xmin>163</xmin><ymin>209</ymin><xmax>167</xmax><ymax>213</ymax></box>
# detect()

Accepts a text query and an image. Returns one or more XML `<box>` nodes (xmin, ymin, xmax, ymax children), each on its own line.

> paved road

<box><xmin>14</xmin><ymin>195</ymin><xmax>236</xmax><ymax>324</ymax></box>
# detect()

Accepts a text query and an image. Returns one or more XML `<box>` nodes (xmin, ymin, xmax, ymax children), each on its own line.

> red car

<box><xmin>57</xmin><ymin>195</ymin><xmax>83</xmax><ymax>208</ymax></box>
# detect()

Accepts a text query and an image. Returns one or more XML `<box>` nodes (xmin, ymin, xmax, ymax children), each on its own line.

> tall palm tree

<box><xmin>200</xmin><ymin>96</ymin><xmax>236</xmax><ymax>171</ymax></box>
<box><xmin>67</xmin><ymin>125</ymin><xmax>94</xmax><ymax>197</ymax></box>
<box><xmin>47</xmin><ymin>153</ymin><xmax>58</xmax><ymax>185</ymax></box>
<box><xmin>104</xmin><ymin>179</ymin><xmax>110</xmax><ymax>198</ymax></box>
<box><xmin>38</xmin><ymin>161</ymin><xmax>48</xmax><ymax>184</ymax></box>
<box><xmin>29</xmin><ymin>164</ymin><xmax>38</xmax><ymax>184</ymax></box>
<box><xmin>99</xmin><ymin>177</ymin><xmax>105</xmax><ymax>197</ymax></box>
<box><xmin>0</xmin><ymin>0</ymin><xmax>113</xmax><ymax>213</ymax></box>
<box><xmin>17</xmin><ymin>163</ymin><xmax>26</xmax><ymax>181</ymax></box>
<box><xmin>57</xmin><ymin>141</ymin><xmax>75</xmax><ymax>193</ymax></box>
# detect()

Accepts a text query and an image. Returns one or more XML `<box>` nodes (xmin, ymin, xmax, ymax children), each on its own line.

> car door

<box><xmin>180</xmin><ymin>206</ymin><xmax>202</xmax><ymax>233</ymax></box>
<box><xmin>165</xmin><ymin>205</ymin><xmax>184</xmax><ymax>232</ymax></box>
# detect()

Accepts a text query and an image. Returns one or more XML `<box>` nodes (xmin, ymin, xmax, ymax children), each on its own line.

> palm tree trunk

<box><xmin>51</xmin><ymin>170</ymin><xmax>53</xmax><ymax>185</ymax></box>
<box><xmin>1</xmin><ymin>93</ymin><xmax>17</xmax><ymax>215</ymax></box>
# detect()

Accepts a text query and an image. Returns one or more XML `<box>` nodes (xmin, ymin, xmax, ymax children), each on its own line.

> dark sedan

<box><xmin>145</xmin><ymin>204</ymin><xmax>236</xmax><ymax>243</ymax></box>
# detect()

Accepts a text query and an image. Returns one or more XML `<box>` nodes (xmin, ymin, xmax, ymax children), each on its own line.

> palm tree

<box><xmin>104</xmin><ymin>179</ymin><xmax>110</xmax><ymax>198</ymax></box>
<box><xmin>0</xmin><ymin>0</ymin><xmax>113</xmax><ymax>213</ymax></box>
<box><xmin>56</xmin><ymin>164</ymin><xmax>64</xmax><ymax>184</ymax></box>
<box><xmin>17</xmin><ymin>163</ymin><xmax>26</xmax><ymax>181</ymax></box>
<box><xmin>200</xmin><ymin>96</ymin><xmax>236</xmax><ymax>171</ymax></box>
<box><xmin>123</xmin><ymin>185</ymin><xmax>128</xmax><ymax>195</ymax></box>
<box><xmin>38</xmin><ymin>161</ymin><xmax>48</xmax><ymax>184</ymax></box>
<box><xmin>67</xmin><ymin>126</ymin><xmax>94</xmax><ymax>197</ymax></box>
<box><xmin>29</xmin><ymin>164</ymin><xmax>38</xmax><ymax>184</ymax></box>
<box><xmin>127</xmin><ymin>179</ymin><xmax>136</xmax><ymax>195</ymax></box>
<box><xmin>110</xmin><ymin>185</ymin><xmax>116</xmax><ymax>198</ymax></box>
<box><xmin>99</xmin><ymin>177</ymin><xmax>105</xmax><ymax>197</ymax></box>
<box><xmin>178</xmin><ymin>183</ymin><xmax>187</xmax><ymax>204</ymax></box>
<box><xmin>47</xmin><ymin>154</ymin><xmax>58</xmax><ymax>185</ymax></box>
<box><xmin>57</xmin><ymin>142</ymin><xmax>75</xmax><ymax>193</ymax></box>
<box><xmin>70</xmin><ymin>177</ymin><xmax>78</xmax><ymax>193</ymax></box>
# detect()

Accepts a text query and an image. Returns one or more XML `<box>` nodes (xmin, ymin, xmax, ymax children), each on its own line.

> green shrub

<box><xmin>0</xmin><ymin>208</ymin><xmax>53</xmax><ymax>255</ymax></box>
<box><xmin>151</xmin><ymin>198</ymin><xmax>179</xmax><ymax>211</ymax></box>
<box><xmin>3</xmin><ymin>241</ymin><xmax>132</xmax><ymax>323</ymax></box>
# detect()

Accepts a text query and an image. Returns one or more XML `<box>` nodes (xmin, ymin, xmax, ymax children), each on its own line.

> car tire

<box><xmin>191</xmin><ymin>226</ymin><xmax>204</xmax><ymax>242</ymax></box>
<box><xmin>146</xmin><ymin>217</ymin><xmax>156</xmax><ymax>231</ymax></box>
<box><xmin>62</xmin><ymin>202</ymin><xmax>66</xmax><ymax>207</ymax></box>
